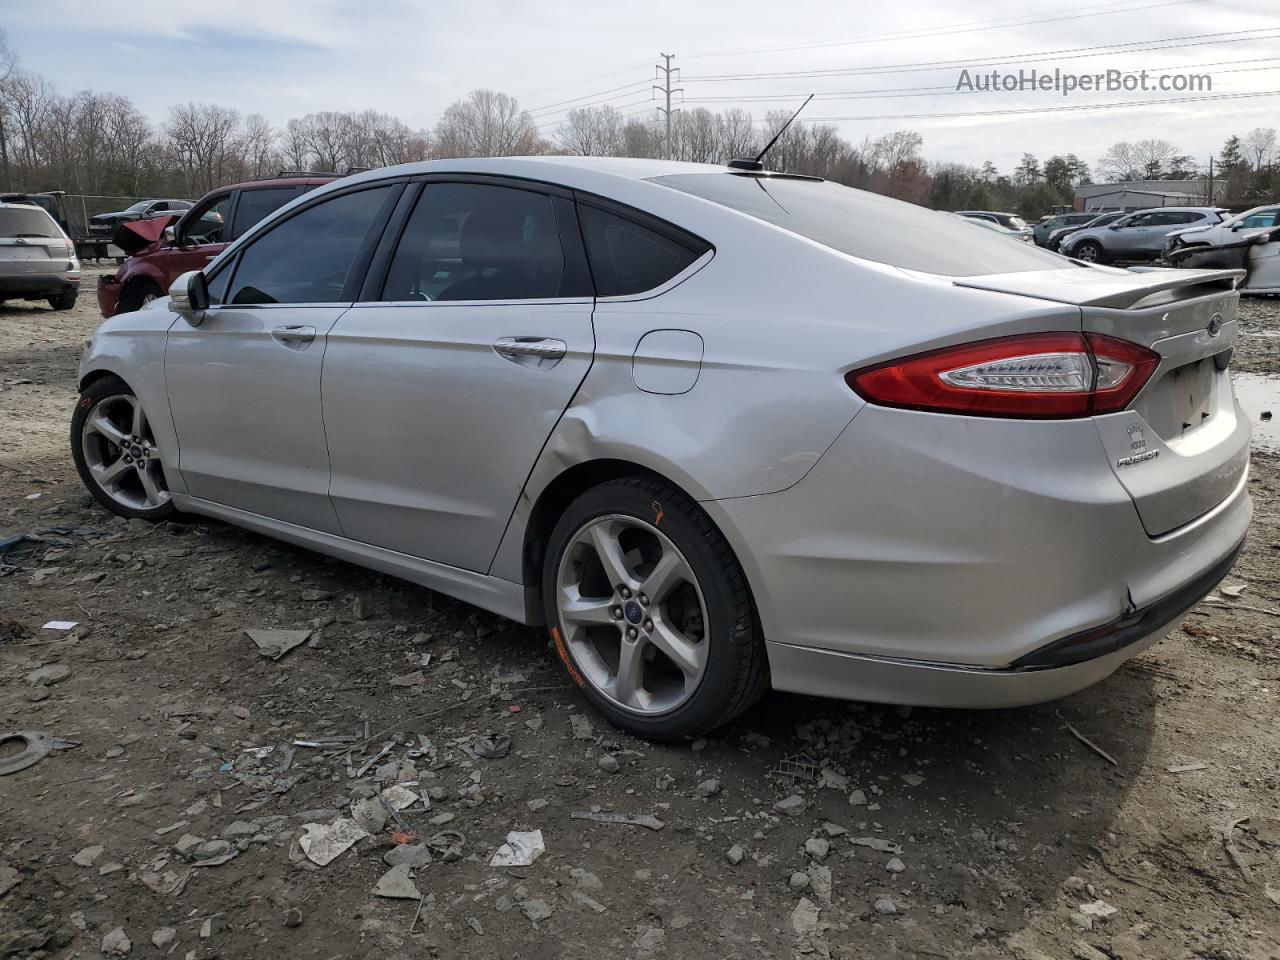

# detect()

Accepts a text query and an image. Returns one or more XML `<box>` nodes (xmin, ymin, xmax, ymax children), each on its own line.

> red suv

<box><xmin>97</xmin><ymin>173</ymin><xmax>339</xmax><ymax>317</ymax></box>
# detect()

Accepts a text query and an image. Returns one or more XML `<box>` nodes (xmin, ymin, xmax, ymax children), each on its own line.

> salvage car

<box><xmin>98</xmin><ymin>174</ymin><xmax>338</xmax><ymax>316</ymax></box>
<box><xmin>1032</xmin><ymin>212</ymin><xmax>1098</xmax><ymax>247</ymax></box>
<box><xmin>1164</xmin><ymin>203</ymin><xmax>1280</xmax><ymax>257</ymax></box>
<box><xmin>1167</xmin><ymin>224</ymin><xmax>1280</xmax><ymax>295</ymax></box>
<box><xmin>1045</xmin><ymin>210</ymin><xmax>1125</xmax><ymax>252</ymax></box>
<box><xmin>88</xmin><ymin>198</ymin><xmax>192</xmax><ymax>237</ymax></box>
<box><xmin>0</xmin><ymin>200</ymin><xmax>80</xmax><ymax>310</ymax></box>
<box><xmin>956</xmin><ymin>209</ymin><xmax>1033</xmax><ymax>241</ymax></box>
<box><xmin>1059</xmin><ymin>207</ymin><xmax>1226</xmax><ymax>263</ymax></box>
<box><xmin>73</xmin><ymin>157</ymin><xmax>1251</xmax><ymax>739</ymax></box>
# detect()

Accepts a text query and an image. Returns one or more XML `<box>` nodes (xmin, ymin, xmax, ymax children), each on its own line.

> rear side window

<box><xmin>651</xmin><ymin>173</ymin><xmax>1068</xmax><ymax>277</ymax></box>
<box><xmin>0</xmin><ymin>206</ymin><xmax>60</xmax><ymax>238</ymax></box>
<box><xmin>227</xmin><ymin>186</ymin><xmax>395</xmax><ymax>305</ymax></box>
<box><xmin>579</xmin><ymin>205</ymin><xmax>707</xmax><ymax>296</ymax></box>
<box><xmin>382</xmin><ymin>183</ymin><xmax>566</xmax><ymax>302</ymax></box>
<box><xmin>231</xmin><ymin>187</ymin><xmax>302</xmax><ymax>239</ymax></box>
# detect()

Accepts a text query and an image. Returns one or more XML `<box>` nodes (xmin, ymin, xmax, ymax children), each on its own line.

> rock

<box><xmin>151</xmin><ymin>928</ymin><xmax>176</xmax><ymax>949</ymax></box>
<box><xmin>383</xmin><ymin>844</ymin><xmax>432</xmax><ymax>868</ymax></box>
<box><xmin>351</xmin><ymin>797</ymin><xmax>388</xmax><ymax>834</ymax></box>
<box><xmin>901</xmin><ymin>773</ymin><xmax>924</xmax><ymax>787</ymax></box>
<box><xmin>0</xmin><ymin>865</ymin><xmax>20</xmax><ymax>896</ymax></box>
<box><xmin>1072</xmin><ymin>942</ymin><xmax>1110</xmax><ymax>960</ymax></box>
<box><xmin>598</xmin><ymin>753</ymin><xmax>620</xmax><ymax>773</ymax></box>
<box><xmin>26</xmin><ymin>663</ymin><xmax>71</xmax><ymax>686</ymax></box>
<box><xmin>695</xmin><ymin>778</ymin><xmax>721</xmax><ymax>798</ymax></box>
<box><xmin>789</xmin><ymin>871</ymin><xmax>811</xmax><ymax>891</ymax></box>
<box><xmin>886</xmin><ymin>857</ymin><xmax>906</xmax><ymax>873</ymax></box>
<box><xmin>791</xmin><ymin>897</ymin><xmax>821</xmax><ymax>936</ymax></box>
<box><xmin>570</xmin><ymin>868</ymin><xmax>603</xmax><ymax>891</ymax></box>
<box><xmin>821</xmin><ymin>822</ymin><xmax>847</xmax><ymax>837</ymax></box>
<box><xmin>101</xmin><ymin>927</ymin><xmax>132</xmax><ymax>956</ymax></box>
<box><xmin>199</xmin><ymin>918</ymin><xmax>212</xmax><ymax>939</ymax></box>
<box><xmin>807</xmin><ymin>864</ymin><xmax>832</xmax><ymax>905</ymax></box>
<box><xmin>72</xmin><ymin>845</ymin><xmax>103</xmax><ymax>867</ymax></box>
<box><xmin>819</xmin><ymin>768</ymin><xmax>849</xmax><ymax>790</ymax></box>
<box><xmin>773</xmin><ymin>794</ymin><xmax>806</xmax><ymax>816</ymax></box>
<box><xmin>193</xmin><ymin>839</ymin><xmax>233</xmax><ymax>862</ymax></box>
<box><xmin>804</xmin><ymin>837</ymin><xmax>830</xmax><ymax>861</ymax></box>
<box><xmin>727</xmin><ymin>843</ymin><xmax>745</xmax><ymax>865</ymax></box>
<box><xmin>570</xmin><ymin>714</ymin><xmax>594</xmax><ymax>740</ymax></box>
<box><xmin>300</xmin><ymin>589</ymin><xmax>331</xmax><ymax>601</ymax></box>
<box><xmin>26</xmin><ymin>688</ymin><xmax>49</xmax><ymax>702</ymax></box>
<box><xmin>174</xmin><ymin>834</ymin><xmax>205</xmax><ymax>858</ymax></box>
<box><xmin>521</xmin><ymin>899</ymin><xmax>554</xmax><ymax>922</ymax></box>
<box><xmin>635</xmin><ymin>925</ymin><xmax>666</xmax><ymax>950</ymax></box>
<box><xmin>373</xmin><ymin>863</ymin><xmax>421</xmax><ymax>900</ymax></box>
<box><xmin>874</xmin><ymin>897</ymin><xmax>899</xmax><ymax>916</ymax></box>
<box><xmin>848</xmin><ymin>789</ymin><xmax>867</xmax><ymax>806</ymax></box>
<box><xmin>283</xmin><ymin>908</ymin><xmax>304</xmax><ymax>928</ymax></box>
<box><xmin>221</xmin><ymin>821</ymin><xmax>258</xmax><ymax>839</ymax></box>
<box><xmin>1078</xmin><ymin>900</ymin><xmax>1118</xmax><ymax>921</ymax></box>
<box><xmin>389</xmin><ymin>671</ymin><xmax>426</xmax><ymax>688</ymax></box>
<box><xmin>526</xmin><ymin>798</ymin><xmax>548</xmax><ymax>812</ymax></box>
<box><xmin>691</xmin><ymin>738</ymin><xmax>708</xmax><ymax>752</ymax></box>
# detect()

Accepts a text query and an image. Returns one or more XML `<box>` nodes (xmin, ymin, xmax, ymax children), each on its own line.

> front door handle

<box><xmin>493</xmin><ymin>336</ymin><xmax>567</xmax><ymax>369</ymax></box>
<box><xmin>272</xmin><ymin>324</ymin><xmax>316</xmax><ymax>349</ymax></box>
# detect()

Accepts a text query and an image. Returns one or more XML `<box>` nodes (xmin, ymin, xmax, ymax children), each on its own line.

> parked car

<box><xmin>952</xmin><ymin>213</ymin><xmax>1028</xmax><ymax>240</ymax></box>
<box><xmin>87</xmin><ymin>199</ymin><xmax>192</xmax><ymax>237</ymax></box>
<box><xmin>1059</xmin><ymin>207</ymin><xmax>1227</xmax><ymax>263</ymax></box>
<box><xmin>74</xmin><ymin>157</ymin><xmax>1250</xmax><ymax>739</ymax></box>
<box><xmin>1164</xmin><ymin>203</ymin><xmax>1280</xmax><ymax>257</ymax></box>
<box><xmin>1032</xmin><ymin>211</ymin><xmax>1099</xmax><ymax>247</ymax></box>
<box><xmin>955</xmin><ymin>210</ymin><xmax>1033</xmax><ymax>241</ymax></box>
<box><xmin>98</xmin><ymin>174</ymin><xmax>338</xmax><ymax>316</ymax></box>
<box><xmin>1045</xmin><ymin>210</ymin><xmax>1125</xmax><ymax>252</ymax></box>
<box><xmin>0</xmin><ymin>200</ymin><xmax>80</xmax><ymax>310</ymax></box>
<box><xmin>1167</xmin><ymin>223</ymin><xmax>1280</xmax><ymax>294</ymax></box>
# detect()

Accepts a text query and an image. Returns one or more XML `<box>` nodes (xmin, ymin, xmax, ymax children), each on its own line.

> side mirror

<box><xmin>1230</xmin><ymin>223</ymin><xmax>1243</xmax><ymax>231</ymax></box>
<box><xmin>1108</xmin><ymin>223</ymin><xmax>1122</xmax><ymax>230</ymax></box>
<box><xmin>163</xmin><ymin>225</ymin><xmax>177</xmax><ymax>244</ymax></box>
<box><xmin>169</xmin><ymin>270</ymin><xmax>209</xmax><ymax>326</ymax></box>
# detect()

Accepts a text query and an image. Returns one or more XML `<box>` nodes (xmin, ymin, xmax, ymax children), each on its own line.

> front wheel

<box><xmin>71</xmin><ymin>375</ymin><xmax>177</xmax><ymax>522</ymax></box>
<box><xmin>1072</xmin><ymin>239</ymin><xmax>1104</xmax><ymax>263</ymax></box>
<box><xmin>542</xmin><ymin>477</ymin><xmax>768</xmax><ymax>740</ymax></box>
<box><xmin>119</xmin><ymin>279</ymin><xmax>163</xmax><ymax>314</ymax></box>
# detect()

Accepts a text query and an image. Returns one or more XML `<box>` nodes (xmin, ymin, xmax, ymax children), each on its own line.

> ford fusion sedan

<box><xmin>1059</xmin><ymin>207</ymin><xmax>1226</xmax><ymax>263</ymax></box>
<box><xmin>74</xmin><ymin>157</ymin><xmax>1251</xmax><ymax>739</ymax></box>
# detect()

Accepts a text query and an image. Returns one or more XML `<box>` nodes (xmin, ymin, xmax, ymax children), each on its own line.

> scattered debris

<box><xmin>1222</xmin><ymin>816</ymin><xmax>1254</xmax><ymax>883</ymax></box>
<box><xmin>1220</xmin><ymin>582</ymin><xmax>1249</xmax><ymax>598</ymax></box>
<box><xmin>521</xmin><ymin>899</ymin><xmax>554</xmax><ymax>922</ymax></box>
<box><xmin>283</xmin><ymin>908</ymin><xmax>304</xmax><ymax>928</ymax></box>
<box><xmin>490</xmin><ymin>829</ymin><xmax>545</xmax><ymax>867</ymax></box>
<box><xmin>570</xmin><ymin>714</ymin><xmax>594</xmax><ymax>740</ymax></box>
<box><xmin>874</xmin><ymin>897</ymin><xmax>899</xmax><ymax>916</ymax></box>
<box><xmin>1079</xmin><ymin>900</ymin><xmax>1118</xmax><ymax>921</ymax></box>
<box><xmin>1167</xmin><ymin>761</ymin><xmax>1209</xmax><ymax>774</ymax></box>
<box><xmin>726</xmin><ymin>843</ymin><xmax>745</xmax><ymax>865</ymax></box>
<box><xmin>791</xmin><ymin>897</ymin><xmax>821</xmax><ymax>936</ymax></box>
<box><xmin>72</xmin><ymin>845</ymin><xmax>103</xmax><ymax>867</ymax></box>
<box><xmin>245</xmin><ymin>628</ymin><xmax>311</xmax><ymax>660</ymax></box>
<box><xmin>373</xmin><ymin>863</ymin><xmax>421</xmax><ymax>900</ymax></box>
<box><xmin>818</xmin><ymin>767</ymin><xmax>848</xmax><ymax>790</ymax></box>
<box><xmin>151</xmin><ymin>929</ymin><xmax>176</xmax><ymax>949</ymax></box>
<box><xmin>101</xmin><ymin>927</ymin><xmax>132</xmax><ymax>956</ymax></box>
<box><xmin>389</xmin><ymin>671</ymin><xmax>426</xmax><ymax>687</ymax></box>
<box><xmin>25</xmin><ymin>663</ymin><xmax>71</xmax><ymax>686</ymax></box>
<box><xmin>788</xmin><ymin>871</ymin><xmax>810</xmax><ymax>891</ymax></box>
<box><xmin>0</xmin><ymin>865</ymin><xmax>20</xmax><ymax>896</ymax></box>
<box><xmin>773</xmin><ymin>794</ymin><xmax>806</xmax><ymax>816</ymax></box>
<box><xmin>598</xmin><ymin>753</ymin><xmax>620</xmax><ymax>773</ymax></box>
<box><xmin>467</xmin><ymin>733</ymin><xmax>512</xmax><ymax>760</ymax></box>
<box><xmin>40</xmin><ymin>620</ymin><xmax>79</xmax><ymax>631</ymax></box>
<box><xmin>695</xmin><ymin>778</ymin><xmax>722</xmax><ymax>798</ymax></box>
<box><xmin>849</xmin><ymin>837</ymin><xmax>902</xmax><ymax>855</ymax></box>
<box><xmin>298</xmin><ymin>818</ymin><xmax>370</xmax><ymax>866</ymax></box>
<box><xmin>570</xmin><ymin>810</ymin><xmax>665</xmax><ymax>831</ymax></box>
<box><xmin>0</xmin><ymin>730</ymin><xmax>80</xmax><ymax>775</ymax></box>
<box><xmin>886</xmin><ymin>857</ymin><xmax>906</xmax><ymax>873</ymax></box>
<box><xmin>848</xmin><ymin>789</ymin><xmax>867</xmax><ymax>806</ymax></box>
<box><xmin>901</xmin><ymin>773</ymin><xmax>924</xmax><ymax>787</ymax></box>
<box><xmin>804</xmin><ymin>837</ymin><xmax>830</xmax><ymax>861</ymax></box>
<box><xmin>1059</xmin><ymin>715</ymin><xmax>1119</xmax><ymax>767</ymax></box>
<box><xmin>772</xmin><ymin>753</ymin><xmax>817</xmax><ymax>784</ymax></box>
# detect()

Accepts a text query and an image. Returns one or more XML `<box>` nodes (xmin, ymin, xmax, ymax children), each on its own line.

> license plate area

<box><xmin>1136</xmin><ymin>356</ymin><xmax>1223</xmax><ymax>443</ymax></box>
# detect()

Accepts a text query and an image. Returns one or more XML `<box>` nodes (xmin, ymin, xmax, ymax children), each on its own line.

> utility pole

<box><xmin>1206</xmin><ymin>155</ymin><xmax>1214</xmax><ymax>204</ymax></box>
<box><xmin>654</xmin><ymin>53</ymin><xmax>682</xmax><ymax>160</ymax></box>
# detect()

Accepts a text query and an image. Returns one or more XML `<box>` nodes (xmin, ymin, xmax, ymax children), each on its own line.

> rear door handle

<box><xmin>272</xmin><ymin>324</ymin><xmax>316</xmax><ymax>348</ymax></box>
<box><xmin>493</xmin><ymin>337</ymin><xmax>567</xmax><ymax>369</ymax></box>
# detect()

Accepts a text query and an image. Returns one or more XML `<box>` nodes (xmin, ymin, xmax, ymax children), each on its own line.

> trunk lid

<box><xmin>956</xmin><ymin>266</ymin><xmax>1249</xmax><ymax>537</ymax></box>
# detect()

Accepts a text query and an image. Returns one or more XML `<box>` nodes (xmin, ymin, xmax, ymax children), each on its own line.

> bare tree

<box><xmin>1097</xmin><ymin>141</ymin><xmax>1140</xmax><ymax>182</ymax></box>
<box><xmin>1244</xmin><ymin>127</ymin><xmax>1277</xmax><ymax>172</ymax></box>
<box><xmin>165</xmin><ymin>103</ymin><xmax>244</xmax><ymax>195</ymax></box>
<box><xmin>556</xmin><ymin>105</ymin><xmax>624</xmax><ymax>156</ymax></box>
<box><xmin>433</xmin><ymin>90</ymin><xmax>541</xmax><ymax>158</ymax></box>
<box><xmin>240</xmin><ymin>113</ymin><xmax>276</xmax><ymax>178</ymax></box>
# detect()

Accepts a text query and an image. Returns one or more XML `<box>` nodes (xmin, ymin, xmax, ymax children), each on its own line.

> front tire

<box><xmin>71</xmin><ymin>375</ymin><xmax>177</xmax><ymax>522</ymax></box>
<box><xmin>542</xmin><ymin>477</ymin><xmax>768</xmax><ymax>740</ymax></box>
<box><xmin>1073</xmin><ymin>239</ymin><xmax>1105</xmax><ymax>263</ymax></box>
<box><xmin>119</xmin><ymin>279</ymin><xmax>163</xmax><ymax>314</ymax></box>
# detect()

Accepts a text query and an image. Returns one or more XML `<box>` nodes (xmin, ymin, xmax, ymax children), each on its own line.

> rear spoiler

<box><xmin>953</xmin><ymin>267</ymin><xmax>1245</xmax><ymax>311</ymax></box>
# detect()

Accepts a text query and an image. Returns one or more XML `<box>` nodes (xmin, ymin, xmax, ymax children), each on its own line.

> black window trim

<box><xmin>226</xmin><ymin>184</ymin><xmax>306</xmax><ymax>242</ymax></box>
<box><xmin>175</xmin><ymin>188</ymin><xmax>235</xmax><ymax>247</ymax></box>
<box><xmin>573</xmin><ymin>192</ymin><xmax>715</xmax><ymax>303</ymax></box>
<box><xmin>215</xmin><ymin>177</ymin><xmax>408</xmax><ymax>310</ymax></box>
<box><xmin>357</xmin><ymin>173</ymin><xmax>595</xmax><ymax>306</ymax></box>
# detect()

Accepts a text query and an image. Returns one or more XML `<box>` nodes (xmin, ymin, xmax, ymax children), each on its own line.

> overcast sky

<box><xmin>7</xmin><ymin>0</ymin><xmax>1279</xmax><ymax>176</ymax></box>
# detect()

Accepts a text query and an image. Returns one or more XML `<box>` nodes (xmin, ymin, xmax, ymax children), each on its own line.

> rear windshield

<box><xmin>0</xmin><ymin>206</ymin><xmax>61</xmax><ymax>238</ymax></box>
<box><xmin>649</xmin><ymin>173</ymin><xmax>1069</xmax><ymax>277</ymax></box>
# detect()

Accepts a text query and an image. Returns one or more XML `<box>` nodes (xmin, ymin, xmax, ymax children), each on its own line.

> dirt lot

<box><xmin>2</xmin><ymin>270</ymin><xmax>1279</xmax><ymax>960</ymax></box>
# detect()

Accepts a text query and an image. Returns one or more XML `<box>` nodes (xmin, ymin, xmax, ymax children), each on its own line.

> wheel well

<box><xmin>521</xmin><ymin>459</ymin><xmax>688</xmax><ymax>587</ymax></box>
<box><xmin>78</xmin><ymin>369</ymin><xmax>127</xmax><ymax>393</ymax></box>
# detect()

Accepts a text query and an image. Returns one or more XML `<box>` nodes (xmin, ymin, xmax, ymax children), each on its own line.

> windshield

<box><xmin>1228</xmin><ymin>206</ymin><xmax>1280</xmax><ymax>228</ymax></box>
<box><xmin>122</xmin><ymin>201</ymin><xmax>151</xmax><ymax>214</ymax></box>
<box><xmin>0</xmin><ymin>206</ymin><xmax>62</xmax><ymax>238</ymax></box>
<box><xmin>1006</xmin><ymin>216</ymin><xmax>1028</xmax><ymax>230</ymax></box>
<box><xmin>650</xmin><ymin>174</ymin><xmax>1068</xmax><ymax>277</ymax></box>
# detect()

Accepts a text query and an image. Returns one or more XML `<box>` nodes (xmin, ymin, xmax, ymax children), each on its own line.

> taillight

<box><xmin>847</xmin><ymin>332</ymin><xmax>1159</xmax><ymax>419</ymax></box>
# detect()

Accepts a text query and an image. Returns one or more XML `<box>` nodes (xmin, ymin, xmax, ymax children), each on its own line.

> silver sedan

<box><xmin>73</xmin><ymin>157</ymin><xmax>1251</xmax><ymax>739</ymax></box>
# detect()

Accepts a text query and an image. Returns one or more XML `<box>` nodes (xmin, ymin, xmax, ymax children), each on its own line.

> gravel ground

<box><xmin>1</xmin><ymin>273</ymin><xmax>1278</xmax><ymax>960</ymax></box>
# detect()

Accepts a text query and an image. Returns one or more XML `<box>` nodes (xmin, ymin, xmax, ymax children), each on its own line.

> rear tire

<box><xmin>119</xmin><ymin>279</ymin><xmax>163</xmax><ymax>313</ymax></box>
<box><xmin>48</xmin><ymin>290</ymin><xmax>77</xmax><ymax>311</ymax></box>
<box><xmin>542</xmin><ymin>476</ymin><xmax>768</xmax><ymax>740</ymax></box>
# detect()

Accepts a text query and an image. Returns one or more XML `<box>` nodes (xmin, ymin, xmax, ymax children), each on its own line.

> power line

<box><xmin>654</xmin><ymin>53</ymin><xmax>683</xmax><ymax>160</ymax></box>
<box><xmin>534</xmin><ymin>96</ymin><xmax>658</xmax><ymax>133</ymax></box>
<box><xmin>682</xmin><ymin>27</ymin><xmax>1280</xmax><ymax>82</ymax></box>
<box><xmin>523</xmin><ymin>79</ymin><xmax>651</xmax><ymax>116</ymax></box>
<box><xmin>682</xmin><ymin>0</ymin><xmax>1207</xmax><ymax>60</ymax></box>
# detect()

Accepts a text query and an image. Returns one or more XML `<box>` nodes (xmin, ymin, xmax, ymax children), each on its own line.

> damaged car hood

<box><xmin>113</xmin><ymin>215</ymin><xmax>176</xmax><ymax>257</ymax></box>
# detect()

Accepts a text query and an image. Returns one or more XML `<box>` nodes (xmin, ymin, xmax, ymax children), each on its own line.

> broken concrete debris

<box><xmin>373</xmin><ymin>862</ymin><xmax>422</xmax><ymax>900</ymax></box>
<box><xmin>244</xmin><ymin>627</ymin><xmax>311</xmax><ymax>660</ymax></box>
<box><xmin>298</xmin><ymin>818</ymin><xmax>370</xmax><ymax>867</ymax></box>
<box><xmin>490</xmin><ymin>829</ymin><xmax>545</xmax><ymax>867</ymax></box>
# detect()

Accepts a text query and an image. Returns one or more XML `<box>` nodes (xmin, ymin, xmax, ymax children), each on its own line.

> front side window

<box><xmin>230</xmin><ymin>187</ymin><xmax>302</xmax><ymax>240</ymax></box>
<box><xmin>181</xmin><ymin>194</ymin><xmax>233</xmax><ymax>246</ymax></box>
<box><xmin>1241</xmin><ymin>209</ymin><xmax>1280</xmax><ymax>228</ymax></box>
<box><xmin>227</xmin><ymin>185</ymin><xmax>395</xmax><ymax>305</ymax></box>
<box><xmin>382</xmin><ymin>183</ymin><xmax>566</xmax><ymax>302</ymax></box>
<box><xmin>579</xmin><ymin>205</ymin><xmax>707</xmax><ymax>296</ymax></box>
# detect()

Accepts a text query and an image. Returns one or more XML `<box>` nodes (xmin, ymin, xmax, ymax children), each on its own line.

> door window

<box><xmin>227</xmin><ymin>186</ymin><xmax>396</xmax><ymax>305</ymax></box>
<box><xmin>180</xmin><ymin>194</ymin><xmax>233</xmax><ymax>245</ymax></box>
<box><xmin>579</xmin><ymin>205</ymin><xmax>707</xmax><ymax>296</ymax></box>
<box><xmin>382</xmin><ymin>183</ymin><xmax>567</xmax><ymax>301</ymax></box>
<box><xmin>230</xmin><ymin>187</ymin><xmax>302</xmax><ymax>240</ymax></box>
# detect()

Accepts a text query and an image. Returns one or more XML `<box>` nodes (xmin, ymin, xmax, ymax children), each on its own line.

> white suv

<box><xmin>0</xmin><ymin>201</ymin><xmax>81</xmax><ymax>310</ymax></box>
<box><xmin>1165</xmin><ymin>203</ymin><xmax>1280</xmax><ymax>254</ymax></box>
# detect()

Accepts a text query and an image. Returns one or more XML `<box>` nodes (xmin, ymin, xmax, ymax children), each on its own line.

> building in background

<box><xmin>1073</xmin><ymin>179</ymin><xmax>1223</xmax><ymax>212</ymax></box>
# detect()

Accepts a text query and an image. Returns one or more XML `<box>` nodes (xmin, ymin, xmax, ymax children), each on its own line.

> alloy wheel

<box><xmin>555</xmin><ymin>514</ymin><xmax>709</xmax><ymax>715</ymax></box>
<box><xmin>80</xmin><ymin>394</ymin><xmax>170</xmax><ymax>512</ymax></box>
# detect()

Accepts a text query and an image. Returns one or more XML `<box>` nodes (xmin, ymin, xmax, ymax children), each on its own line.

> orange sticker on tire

<box><xmin>651</xmin><ymin>500</ymin><xmax>665</xmax><ymax>526</ymax></box>
<box><xmin>551</xmin><ymin>625</ymin><xmax>586</xmax><ymax>688</ymax></box>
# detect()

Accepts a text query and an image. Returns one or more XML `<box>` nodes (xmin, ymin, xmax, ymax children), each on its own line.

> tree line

<box><xmin>0</xmin><ymin>32</ymin><xmax>1274</xmax><ymax>218</ymax></box>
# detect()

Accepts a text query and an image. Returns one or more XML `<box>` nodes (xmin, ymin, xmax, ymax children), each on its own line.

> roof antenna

<box><xmin>728</xmin><ymin>94</ymin><xmax>814</xmax><ymax>172</ymax></box>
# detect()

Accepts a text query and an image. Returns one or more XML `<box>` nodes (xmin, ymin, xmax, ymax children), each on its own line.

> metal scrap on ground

<box><xmin>570</xmin><ymin>811</ymin><xmax>666</xmax><ymax>831</ymax></box>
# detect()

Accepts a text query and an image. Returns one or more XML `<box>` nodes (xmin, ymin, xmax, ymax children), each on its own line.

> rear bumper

<box><xmin>705</xmin><ymin>403</ymin><xmax>1252</xmax><ymax>706</ymax></box>
<box><xmin>0</xmin><ymin>274</ymin><xmax>79</xmax><ymax>298</ymax></box>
